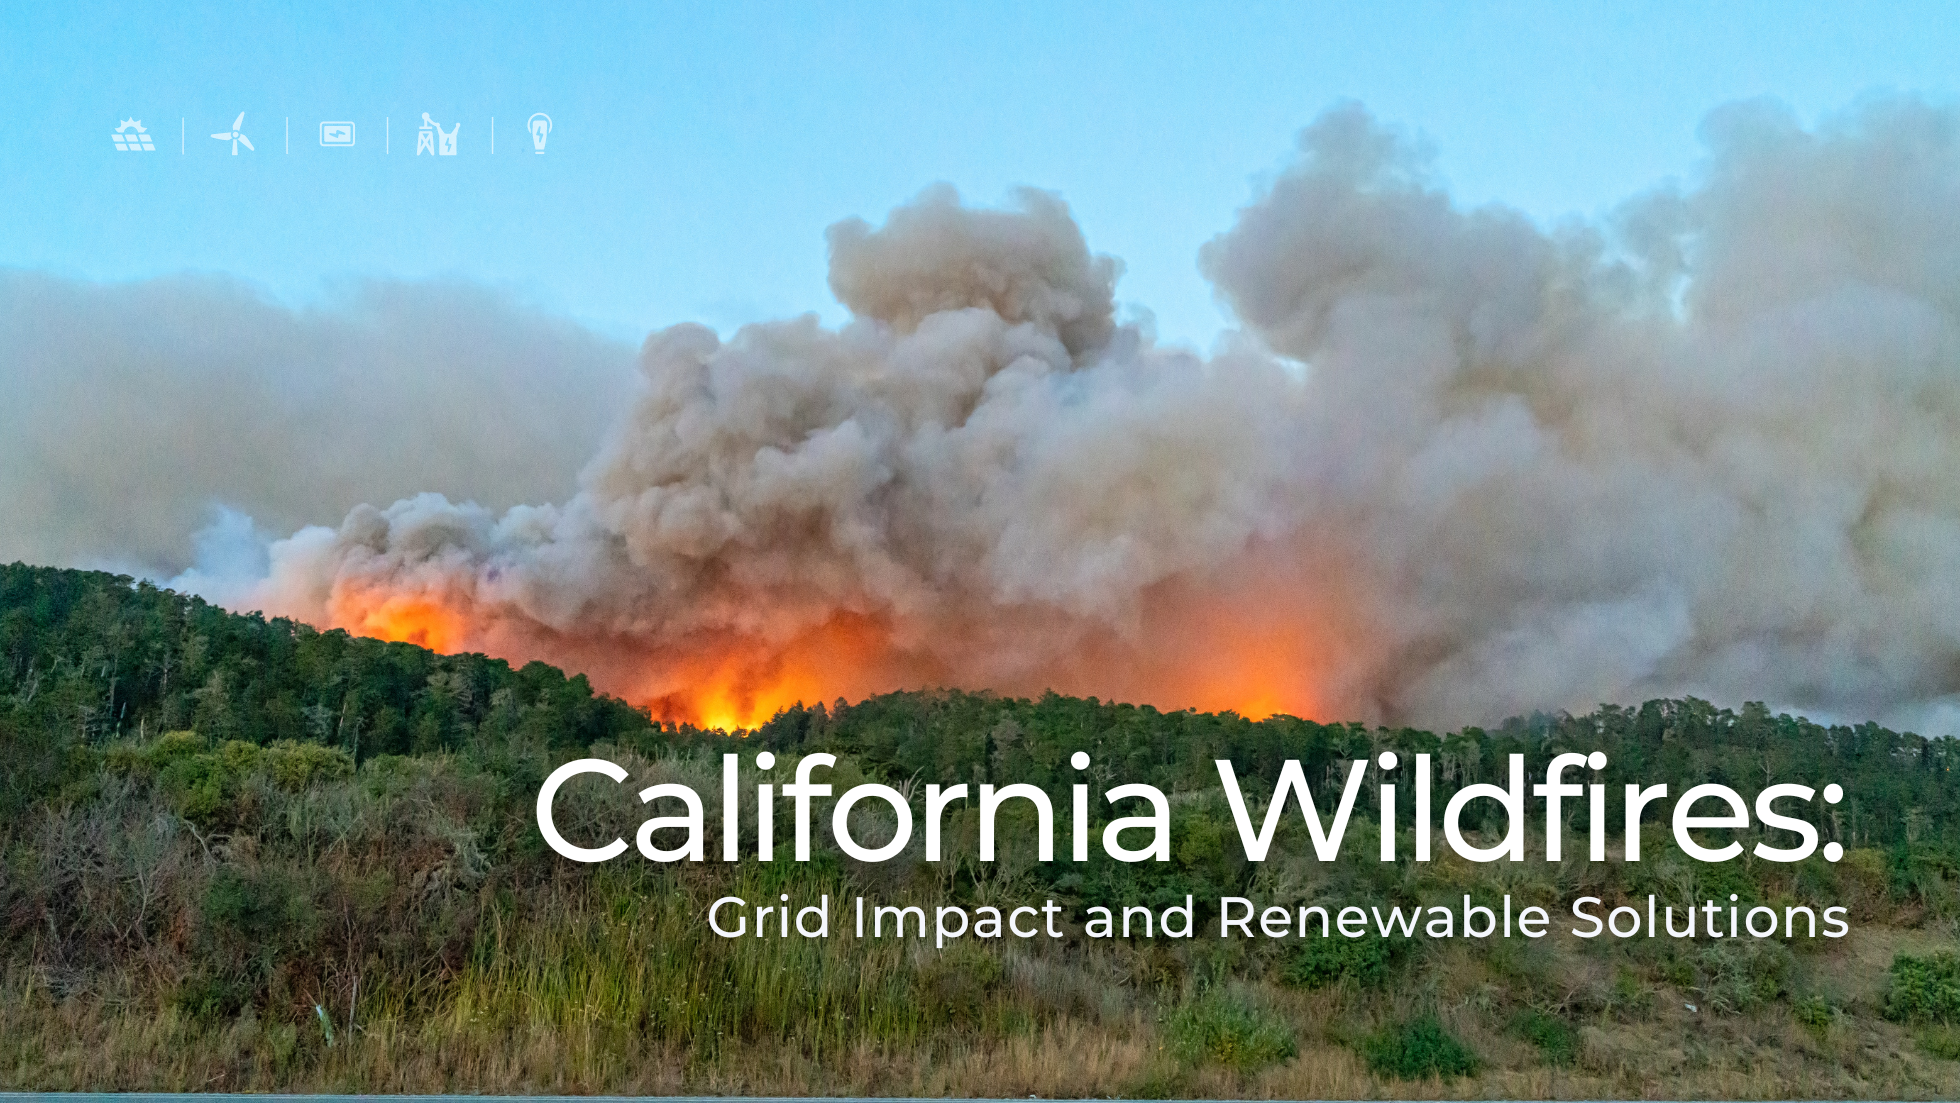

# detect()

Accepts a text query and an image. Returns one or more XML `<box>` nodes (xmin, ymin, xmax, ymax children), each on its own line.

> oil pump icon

<box><xmin>416</xmin><ymin>113</ymin><xmax>458</xmax><ymax>156</ymax></box>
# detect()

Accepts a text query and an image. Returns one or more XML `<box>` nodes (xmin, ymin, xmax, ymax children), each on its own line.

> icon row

<box><xmin>110</xmin><ymin>113</ymin><xmax>553</xmax><ymax>155</ymax></box>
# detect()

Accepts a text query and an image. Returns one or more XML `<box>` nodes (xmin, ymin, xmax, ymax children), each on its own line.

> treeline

<box><xmin>762</xmin><ymin>688</ymin><xmax>1960</xmax><ymax>869</ymax></box>
<box><xmin>8</xmin><ymin>560</ymin><xmax>1960</xmax><ymax>862</ymax></box>
<box><xmin>0</xmin><ymin>562</ymin><xmax>649</xmax><ymax>815</ymax></box>
<box><xmin>738</xmin><ymin>689</ymin><xmax>1958</xmax><ymax>918</ymax></box>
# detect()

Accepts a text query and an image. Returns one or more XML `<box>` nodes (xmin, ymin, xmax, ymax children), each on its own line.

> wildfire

<box><xmin>329</xmin><ymin>589</ymin><xmax>931</xmax><ymax>731</ymax></box>
<box><xmin>634</xmin><ymin>613</ymin><xmax>935</xmax><ymax>731</ymax></box>
<box><xmin>335</xmin><ymin>591</ymin><xmax>467</xmax><ymax>654</ymax></box>
<box><xmin>316</xmin><ymin>556</ymin><xmax>1357</xmax><ymax>730</ymax></box>
<box><xmin>649</xmin><ymin>648</ymin><xmax>836</xmax><ymax>733</ymax></box>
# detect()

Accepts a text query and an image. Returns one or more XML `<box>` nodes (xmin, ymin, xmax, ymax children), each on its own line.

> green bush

<box><xmin>1360</xmin><ymin>1014</ymin><xmax>1480</xmax><ymax>1080</ymax></box>
<box><xmin>1281</xmin><ymin>933</ymin><xmax>1399</xmax><ymax>989</ymax></box>
<box><xmin>150</xmin><ymin>730</ymin><xmax>207</xmax><ymax>761</ymax></box>
<box><xmin>1794</xmin><ymin>994</ymin><xmax>1835</xmax><ymax>1030</ymax></box>
<box><xmin>116</xmin><ymin>731</ymin><xmax>357</xmax><ymax>825</ymax></box>
<box><xmin>1886</xmin><ymin>952</ymin><xmax>1960</xmax><ymax>1024</ymax></box>
<box><xmin>158</xmin><ymin>749</ymin><xmax>232</xmax><ymax>823</ymax></box>
<box><xmin>171</xmin><ymin>969</ymin><xmax>253</xmax><ymax>1021</ymax></box>
<box><xmin>918</xmin><ymin>946</ymin><xmax>1005</xmax><ymax>1026</ymax></box>
<box><xmin>1696</xmin><ymin>940</ymin><xmax>1792</xmax><ymax>1014</ymax></box>
<box><xmin>204</xmin><ymin>867</ymin><xmax>313</xmax><ymax>952</ymax></box>
<box><xmin>1512</xmin><ymin>1008</ymin><xmax>1579</xmax><ymax>1066</ymax></box>
<box><xmin>1165</xmin><ymin>987</ymin><xmax>1297</xmax><ymax>1073</ymax></box>
<box><xmin>1609</xmin><ymin>964</ymin><xmax>1653</xmax><ymax>1017</ymax></box>
<box><xmin>262</xmin><ymin>739</ymin><xmax>355</xmax><ymax>790</ymax></box>
<box><xmin>1918</xmin><ymin>1025</ymin><xmax>1960</xmax><ymax>1061</ymax></box>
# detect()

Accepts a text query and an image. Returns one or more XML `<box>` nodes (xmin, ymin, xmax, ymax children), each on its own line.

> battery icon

<box><xmin>319</xmin><ymin>121</ymin><xmax>355</xmax><ymax>147</ymax></box>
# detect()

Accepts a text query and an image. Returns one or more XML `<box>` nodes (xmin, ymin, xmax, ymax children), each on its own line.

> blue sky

<box><xmin>5</xmin><ymin>0</ymin><xmax>1958</xmax><ymax>347</ymax></box>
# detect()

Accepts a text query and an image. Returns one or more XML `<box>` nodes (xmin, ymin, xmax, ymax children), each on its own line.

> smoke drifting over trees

<box><xmin>0</xmin><ymin>275</ymin><xmax>635</xmax><ymax>574</ymax></box>
<box><xmin>10</xmin><ymin>97</ymin><xmax>1960</xmax><ymax>733</ymax></box>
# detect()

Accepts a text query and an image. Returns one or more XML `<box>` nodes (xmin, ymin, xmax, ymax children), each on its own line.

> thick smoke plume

<box><xmin>19</xmin><ymin>97</ymin><xmax>1960</xmax><ymax>734</ymax></box>
<box><xmin>0</xmin><ymin>275</ymin><xmax>634</xmax><ymax>574</ymax></box>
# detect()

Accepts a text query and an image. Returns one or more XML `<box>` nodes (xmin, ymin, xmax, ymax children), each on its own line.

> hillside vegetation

<box><xmin>4</xmin><ymin>562</ymin><xmax>1960</xmax><ymax>1097</ymax></box>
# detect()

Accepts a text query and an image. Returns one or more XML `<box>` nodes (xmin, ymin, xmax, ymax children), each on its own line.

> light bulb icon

<box><xmin>527</xmin><ymin>113</ymin><xmax>552</xmax><ymax>154</ymax></box>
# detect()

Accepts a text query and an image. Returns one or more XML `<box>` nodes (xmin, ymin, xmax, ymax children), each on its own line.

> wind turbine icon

<box><xmin>210</xmin><ymin>112</ymin><xmax>254</xmax><ymax>154</ymax></box>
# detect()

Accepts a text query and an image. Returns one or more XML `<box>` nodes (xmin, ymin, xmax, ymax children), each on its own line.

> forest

<box><xmin>4</xmin><ymin>561</ymin><xmax>1960</xmax><ymax>1097</ymax></box>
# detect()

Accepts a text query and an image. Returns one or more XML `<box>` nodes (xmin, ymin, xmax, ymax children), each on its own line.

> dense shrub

<box><xmin>170</xmin><ymin>969</ymin><xmax>255</xmax><ymax>1021</ymax></box>
<box><xmin>1918</xmin><ymin>1025</ymin><xmax>1960</xmax><ymax>1061</ymax></box>
<box><xmin>1695</xmin><ymin>940</ymin><xmax>1793</xmax><ymax>1014</ymax></box>
<box><xmin>1360</xmin><ymin>1014</ymin><xmax>1480</xmax><ymax>1080</ymax></box>
<box><xmin>918</xmin><ymin>945</ymin><xmax>1006</xmax><ymax>1026</ymax></box>
<box><xmin>204</xmin><ymin>867</ymin><xmax>314</xmax><ymax>951</ymax></box>
<box><xmin>1887</xmin><ymin>953</ymin><xmax>1960</xmax><ymax>1024</ymax></box>
<box><xmin>1512</xmin><ymin>1008</ymin><xmax>1579</xmax><ymax>1065</ymax></box>
<box><xmin>1164</xmin><ymin>987</ymin><xmax>1297</xmax><ymax>1072</ymax></box>
<box><xmin>104</xmin><ymin>731</ymin><xmax>358</xmax><ymax>825</ymax></box>
<box><xmin>1794</xmin><ymin>994</ymin><xmax>1836</xmax><ymax>1031</ymax></box>
<box><xmin>1281</xmin><ymin>932</ymin><xmax>1400</xmax><ymax>989</ymax></box>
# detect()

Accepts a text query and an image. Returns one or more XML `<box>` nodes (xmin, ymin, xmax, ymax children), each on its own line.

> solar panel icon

<box><xmin>112</xmin><ymin>119</ymin><xmax>155</xmax><ymax>151</ymax></box>
<box><xmin>319</xmin><ymin>121</ymin><xmax>355</xmax><ymax>147</ymax></box>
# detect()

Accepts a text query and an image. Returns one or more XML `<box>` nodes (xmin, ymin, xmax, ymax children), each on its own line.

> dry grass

<box><xmin>10</xmin><ymin>939</ymin><xmax>1960</xmax><ymax>1098</ymax></box>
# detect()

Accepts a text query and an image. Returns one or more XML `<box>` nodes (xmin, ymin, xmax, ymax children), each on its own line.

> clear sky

<box><xmin>4</xmin><ymin>0</ymin><xmax>1958</xmax><ymax>347</ymax></box>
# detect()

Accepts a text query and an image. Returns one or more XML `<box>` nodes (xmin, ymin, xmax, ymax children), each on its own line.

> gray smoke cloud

<box><xmin>1199</xmin><ymin>97</ymin><xmax>1960</xmax><ymax>733</ymax></box>
<box><xmin>233</xmin><ymin>183</ymin><xmax>1317</xmax><ymax>720</ymax></box>
<box><xmin>16</xmin><ymin>95</ymin><xmax>1960</xmax><ymax>734</ymax></box>
<box><xmin>0</xmin><ymin>274</ymin><xmax>636</xmax><ymax>575</ymax></box>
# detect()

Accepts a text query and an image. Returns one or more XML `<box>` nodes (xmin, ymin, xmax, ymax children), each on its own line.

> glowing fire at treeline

<box><xmin>327</xmin><ymin>565</ymin><xmax>1344</xmax><ymax>731</ymax></box>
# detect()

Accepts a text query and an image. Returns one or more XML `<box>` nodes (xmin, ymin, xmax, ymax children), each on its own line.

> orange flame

<box><xmin>315</xmin><ymin>543</ymin><xmax>1371</xmax><ymax>729</ymax></box>
<box><xmin>633</xmin><ymin>613</ymin><xmax>932</xmax><ymax>731</ymax></box>
<box><xmin>338</xmin><ymin>592</ymin><xmax>466</xmax><ymax>654</ymax></box>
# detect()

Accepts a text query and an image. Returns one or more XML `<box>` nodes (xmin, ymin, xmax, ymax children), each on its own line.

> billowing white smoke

<box><xmin>20</xmin><ymin>96</ymin><xmax>1960</xmax><ymax>733</ymax></box>
<box><xmin>1197</xmin><ymin>97</ymin><xmax>1960</xmax><ymax>731</ymax></box>
<box><xmin>0</xmin><ymin>275</ymin><xmax>635</xmax><ymax>574</ymax></box>
<box><xmin>239</xmin><ymin>183</ymin><xmax>1322</xmax><ymax>719</ymax></box>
